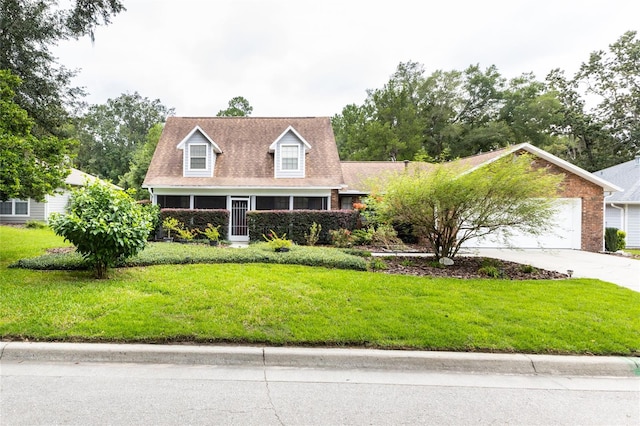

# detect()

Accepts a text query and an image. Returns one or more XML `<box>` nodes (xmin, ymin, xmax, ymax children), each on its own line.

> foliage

<box><xmin>304</xmin><ymin>222</ymin><xmax>322</xmax><ymax>246</ymax></box>
<box><xmin>74</xmin><ymin>92</ymin><xmax>174</xmax><ymax>184</ymax></box>
<box><xmin>478</xmin><ymin>265</ymin><xmax>505</xmax><ymax>279</ymax></box>
<box><xmin>546</xmin><ymin>31</ymin><xmax>640</xmax><ymax>171</ymax></box>
<box><xmin>263</xmin><ymin>230</ymin><xmax>293</xmax><ymax>251</ymax></box>
<box><xmin>371</xmin><ymin>223</ymin><xmax>404</xmax><ymax>250</ymax></box>
<box><xmin>247</xmin><ymin>210</ymin><xmax>359</xmax><ymax>244</ymax></box>
<box><xmin>604</xmin><ymin>227</ymin><xmax>626</xmax><ymax>252</ymax></box>
<box><xmin>159</xmin><ymin>209</ymin><xmax>229</xmax><ymax>239</ymax></box>
<box><xmin>332</xmin><ymin>61</ymin><xmax>564</xmax><ymax>162</ymax></box>
<box><xmin>216</xmin><ymin>96</ymin><xmax>253</xmax><ymax>117</ymax></box>
<box><xmin>0</xmin><ymin>0</ymin><xmax>124</xmax><ymax>137</ymax></box>
<box><xmin>199</xmin><ymin>223</ymin><xmax>221</xmax><ymax>242</ymax></box>
<box><xmin>49</xmin><ymin>181</ymin><xmax>155</xmax><ymax>278</ymax></box>
<box><xmin>329</xmin><ymin>228</ymin><xmax>353</xmax><ymax>248</ymax></box>
<box><xmin>175</xmin><ymin>226</ymin><xmax>197</xmax><ymax>241</ymax></box>
<box><xmin>352</xmin><ymin>226</ymin><xmax>375</xmax><ymax>245</ymax></box>
<box><xmin>377</xmin><ymin>154</ymin><xmax>563</xmax><ymax>260</ymax></box>
<box><xmin>161</xmin><ymin>217</ymin><xmax>181</xmax><ymax>239</ymax></box>
<box><xmin>367</xmin><ymin>257</ymin><xmax>388</xmax><ymax>271</ymax></box>
<box><xmin>0</xmin><ymin>70</ymin><xmax>74</xmax><ymax>201</ymax></box>
<box><xmin>25</xmin><ymin>220</ymin><xmax>48</xmax><ymax>229</ymax></box>
<box><xmin>120</xmin><ymin>123</ymin><xmax>164</xmax><ymax>199</ymax></box>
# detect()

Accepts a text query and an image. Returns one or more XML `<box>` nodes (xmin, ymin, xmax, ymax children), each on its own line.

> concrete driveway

<box><xmin>467</xmin><ymin>249</ymin><xmax>639</xmax><ymax>292</ymax></box>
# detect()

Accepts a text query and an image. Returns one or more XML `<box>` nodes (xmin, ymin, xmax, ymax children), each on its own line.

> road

<box><xmin>1</xmin><ymin>360</ymin><xmax>638</xmax><ymax>425</ymax></box>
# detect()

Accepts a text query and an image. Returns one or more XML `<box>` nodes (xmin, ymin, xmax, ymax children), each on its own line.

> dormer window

<box><xmin>189</xmin><ymin>144</ymin><xmax>207</xmax><ymax>170</ymax></box>
<box><xmin>176</xmin><ymin>126</ymin><xmax>222</xmax><ymax>178</ymax></box>
<box><xmin>269</xmin><ymin>126</ymin><xmax>312</xmax><ymax>178</ymax></box>
<box><xmin>281</xmin><ymin>145</ymin><xmax>300</xmax><ymax>170</ymax></box>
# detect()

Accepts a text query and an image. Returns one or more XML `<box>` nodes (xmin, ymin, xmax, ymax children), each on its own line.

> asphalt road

<box><xmin>2</xmin><ymin>360</ymin><xmax>638</xmax><ymax>425</ymax></box>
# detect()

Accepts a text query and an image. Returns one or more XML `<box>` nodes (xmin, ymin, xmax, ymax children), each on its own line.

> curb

<box><xmin>1</xmin><ymin>342</ymin><xmax>638</xmax><ymax>377</ymax></box>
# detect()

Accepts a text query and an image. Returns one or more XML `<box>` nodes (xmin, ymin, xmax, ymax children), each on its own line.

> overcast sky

<box><xmin>54</xmin><ymin>0</ymin><xmax>639</xmax><ymax>117</ymax></box>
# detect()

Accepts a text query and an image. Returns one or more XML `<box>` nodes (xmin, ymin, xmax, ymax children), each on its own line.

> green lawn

<box><xmin>1</xmin><ymin>225</ymin><xmax>639</xmax><ymax>355</ymax></box>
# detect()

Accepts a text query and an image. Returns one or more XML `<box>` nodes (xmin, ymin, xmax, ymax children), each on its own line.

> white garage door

<box><xmin>462</xmin><ymin>198</ymin><xmax>582</xmax><ymax>249</ymax></box>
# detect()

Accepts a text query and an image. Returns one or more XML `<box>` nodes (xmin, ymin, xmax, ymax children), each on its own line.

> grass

<box><xmin>1</xmin><ymin>225</ymin><xmax>639</xmax><ymax>355</ymax></box>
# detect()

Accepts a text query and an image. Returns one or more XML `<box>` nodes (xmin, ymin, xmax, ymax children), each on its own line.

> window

<box><xmin>156</xmin><ymin>195</ymin><xmax>190</xmax><ymax>209</ymax></box>
<box><xmin>293</xmin><ymin>197</ymin><xmax>327</xmax><ymax>210</ymax></box>
<box><xmin>189</xmin><ymin>144</ymin><xmax>207</xmax><ymax>170</ymax></box>
<box><xmin>281</xmin><ymin>145</ymin><xmax>299</xmax><ymax>170</ymax></box>
<box><xmin>194</xmin><ymin>196</ymin><xmax>226</xmax><ymax>209</ymax></box>
<box><xmin>256</xmin><ymin>196</ymin><xmax>289</xmax><ymax>210</ymax></box>
<box><xmin>0</xmin><ymin>199</ymin><xmax>29</xmax><ymax>216</ymax></box>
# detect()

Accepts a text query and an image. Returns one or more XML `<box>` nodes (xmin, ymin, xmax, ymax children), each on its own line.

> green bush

<box><xmin>25</xmin><ymin>220</ymin><xmax>48</xmax><ymax>229</ymax></box>
<box><xmin>605</xmin><ymin>227</ymin><xmax>626</xmax><ymax>252</ymax></box>
<box><xmin>49</xmin><ymin>182</ymin><xmax>156</xmax><ymax>278</ymax></box>
<box><xmin>329</xmin><ymin>228</ymin><xmax>353</xmax><ymax>248</ymax></box>
<box><xmin>478</xmin><ymin>265</ymin><xmax>504</xmax><ymax>279</ymax></box>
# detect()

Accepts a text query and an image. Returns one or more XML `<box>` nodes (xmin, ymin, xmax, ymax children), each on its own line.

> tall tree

<box><xmin>0</xmin><ymin>70</ymin><xmax>73</xmax><ymax>201</ymax></box>
<box><xmin>75</xmin><ymin>92</ymin><xmax>174</xmax><ymax>183</ymax></box>
<box><xmin>120</xmin><ymin>123</ymin><xmax>164</xmax><ymax>199</ymax></box>
<box><xmin>0</xmin><ymin>0</ymin><xmax>125</xmax><ymax>137</ymax></box>
<box><xmin>216</xmin><ymin>96</ymin><xmax>253</xmax><ymax>117</ymax></box>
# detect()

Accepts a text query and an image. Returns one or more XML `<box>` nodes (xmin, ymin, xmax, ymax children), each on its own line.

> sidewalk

<box><xmin>1</xmin><ymin>342</ymin><xmax>638</xmax><ymax>378</ymax></box>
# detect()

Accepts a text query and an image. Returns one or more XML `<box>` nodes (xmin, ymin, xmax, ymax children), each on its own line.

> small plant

<box><xmin>304</xmin><ymin>222</ymin><xmax>322</xmax><ymax>246</ymax></box>
<box><xmin>400</xmin><ymin>259</ymin><xmax>415</xmax><ymax>267</ymax></box>
<box><xmin>372</xmin><ymin>223</ymin><xmax>404</xmax><ymax>250</ymax></box>
<box><xmin>368</xmin><ymin>258</ymin><xmax>387</xmax><ymax>271</ymax></box>
<box><xmin>478</xmin><ymin>265</ymin><xmax>504</xmax><ymax>279</ymax></box>
<box><xmin>352</xmin><ymin>226</ymin><xmax>375</xmax><ymax>245</ymax></box>
<box><xmin>25</xmin><ymin>220</ymin><xmax>48</xmax><ymax>229</ymax></box>
<box><xmin>329</xmin><ymin>228</ymin><xmax>353</xmax><ymax>248</ymax></box>
<box><xmin>199</xmin><ymin>223</ymin><xmax>221</xmax><ymax>242</ymax></box>
<box><xmin>520</xmin><ymin>264</ymin><xmax>536</xmax><ymax>274</ymax></box>
<box><xmin>175</xmin><ymin>227</ymin><xmax>197</xmax><ymax>241</ymax></box>
<box><xmin>263</xmin><ymin>230</ymin><xmax>293</xmax><ymax>251</ymax></box>
<box><xmin>604</xmin><ymin>227</ymin><xmax>626</xmax><ymax>252</ymax></box>
<box><xmin>162</xmin><ymin>217</ymin><xmax>181</xmax><ymax>239</ymax></box>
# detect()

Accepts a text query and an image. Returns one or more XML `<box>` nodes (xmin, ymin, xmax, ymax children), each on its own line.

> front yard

<box><xmin>1</xmin><ymin>225</ymin><xmax>639</xmax><ymax>355</ymax></box>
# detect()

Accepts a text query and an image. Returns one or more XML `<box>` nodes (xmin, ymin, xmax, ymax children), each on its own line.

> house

<box><xmin>0</xmin><ymin>168</ymin><xmax>107</xmax><ymax>225</ymax></box>
<box><xmin>143</xmin><ymin>116</ymin><xmax>620</xmax><ymax>251</ymax></box>
<box><xmin>594</xmin><ymin>157</ymin><xmax>640</xmax><ymax>248</ymax></box>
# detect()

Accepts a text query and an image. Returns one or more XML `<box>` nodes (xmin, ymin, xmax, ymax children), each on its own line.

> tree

<box><xmin>216</xmin><ymin>96</ymin><xmax>253</xmax><ymax>117</ymax></box>
<box><xmin>50</xmin><ymin>181</ymin><xmax>157</xmax><ymax>278</ymax></box>
<box><xmin>120</xmin><ymin>123</ymin><xmax>163</xmax><ymax>199</ymax></box>
<box><xmin>0</xmin><ymin>70</ymin><xmax>73</xmax><ymax>201</ymax></box>
<box><xmin>547</xmin><ymin>31</ymin><xmax>640</xmax><ymax>171</ymax></box>
<box><xmin>0</xmin><ymin>0</ymin><xmax>125</xmax><ymax>137</ymax></box>
<box><xmin>74</xmin><ymin>92</ymin><xmax>174</xmax><ymax>183</ymax></box>
<box><xmin>376</xmin><ymin>154</ymin><xmax>563</xmax><ymax>260</ymax></box>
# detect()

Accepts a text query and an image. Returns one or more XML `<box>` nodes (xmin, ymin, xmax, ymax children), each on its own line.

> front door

<box><xmin>230</xmin><ymin>198</ymin><xmax>250</xmax><ymax>241</ymax></box>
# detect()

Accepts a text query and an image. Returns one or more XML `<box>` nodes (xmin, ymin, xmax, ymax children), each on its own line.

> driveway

<box><xmin>467</xmin><ymin>249</ymin><xmax>639</xmax><ymax>292</ymax></box>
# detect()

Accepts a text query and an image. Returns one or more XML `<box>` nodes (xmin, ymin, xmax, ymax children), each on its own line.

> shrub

<box><xmin>49</xmin><ymin>182</ymin><xmax>156</xmax><ymax>278</ymax></box>
<box><xmin>162</xmin><ymin>217</ymin><xmax>182</xmax><ymax>239</ymax></box>
<box><xmin>478</xmin><ymin>265</ymin><xmax>504</xmax><ymax>279</ymax></box>
<box><xmin>352</xmin><ymin>226</ymin><xmax>375</xmax><ymax>245</ymax></box>
<box><xmin>247</xmin><ymin>210</ymin><xmax>359</xmax><ymax>244</ymax></box>
<box><xmin>304</xmin><ymin>222</ymin><xmax>322</xmax><ymax>246</ymax></box>
<box><xmin>175</xmin><ymin>227</ymin><xmax>197</xmax><ymax>241</ymax></box>
<box><xmin>371</xmin><ymin>223</ymin><xmax>404</xmax><ymax>250</ymax></box>
<box><xmin>604</xmin><ymin>227</ymin><xmax>626</xmax><ymax>251</ymax></box>
<box><xmin>520</xmin><ymin>264</ymin><xmax>536</xmax><ymax>274</ymax></box>
<box><xmin>199</xmin><ymin>223</ymin><xmax>221</xmax><ymax>242</ymax></box>
<box><xmin>25</xmin><ymin>220</ymin><xmax>48</xmax><ymax>229</ymax></box>
<box><xmin>368</xmin><ymin>257</ymin><xmax>388</xmax><ymax>271</ymax></box>
<box><xmin>263</xmin><ymin>230</ymin><xmax>293</xmax><ymax>251</ymax></box>
<box><xmin>159</xmin><ymin>209</ymin><xmax>229</xmax><ymax>239</ymax></box>
<box><xmin>330</xmin><ymin>228</ymin><xmax>353</xmax><ymax>248</ymax></box>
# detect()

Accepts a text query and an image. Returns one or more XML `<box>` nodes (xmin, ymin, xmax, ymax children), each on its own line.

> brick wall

<box><xmin>330</xmin><ymin>189</ymin><xmax>340</xmax><ymax>210</ymax></box>
<box><xmin>538</xmin><ymin>160</ymin><xmax>604</xmax><ymax>252</ymax></box>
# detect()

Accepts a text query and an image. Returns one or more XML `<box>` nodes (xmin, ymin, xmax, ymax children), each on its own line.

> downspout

<box><xmin>609</xmin><ymin>203</ymin><xmax>625</xmax><ymax>232</ymax></box>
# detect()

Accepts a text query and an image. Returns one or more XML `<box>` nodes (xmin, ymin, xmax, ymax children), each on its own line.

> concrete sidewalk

<box><xmin>1</xmin><ymin>342</ymin><xmax>638</xmax><ymax>378</ymax></box>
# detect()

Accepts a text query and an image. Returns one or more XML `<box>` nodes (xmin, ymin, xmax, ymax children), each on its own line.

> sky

<box><xmin>54</xmin><ymin>0</ymin><xmax>640</xmax><ymax>118</ymax></box>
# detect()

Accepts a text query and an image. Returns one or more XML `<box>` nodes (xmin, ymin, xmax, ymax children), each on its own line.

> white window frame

<box><xmin>0</xmin><ymin>199</ymin><xmax>30</xmax><ymax>216</ymax></box>
<box><xmin>189</xmin><ymin>143</ymin><xmax>208</xmax><ymax>171</ymax></box>
<box><xmin>280</xmin><ymin>144</ymin><xmax>300</xmax><ymax>171</ymax></box>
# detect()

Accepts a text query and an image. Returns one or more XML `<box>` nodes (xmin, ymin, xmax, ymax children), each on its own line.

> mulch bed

<box><xmin>377</xmin><ymin>255</ymin><xmax>568</xmax><ymax>280</ymax></box>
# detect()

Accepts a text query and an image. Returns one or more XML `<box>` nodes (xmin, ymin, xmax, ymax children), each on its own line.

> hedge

<box><xmin>247</xmin><ymin>210</ymin><xmax>359</xmax><ymax>244</ymax></box>
<box><xmin>159</xmin><ymin>209</ymin><xmax>229</xmax><ymax>239</ymax></box>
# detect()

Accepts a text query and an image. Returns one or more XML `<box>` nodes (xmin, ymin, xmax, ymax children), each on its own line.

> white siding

<box><xmin>45</xmin><ymin>191</ymin><xmax>71</xmax><ymax>220</ymax></box>
<box><xmin>183</xmin><ymin>132</ymin><xmax>215</xmax><ymax>177</ymax></box>
<box><xmin>274</xmin><ymin>132</ymin><xmax>305</xmax><ymax>178</ymax></box>
<box><xmin>626</xmin><ymin>205</ymin><xmax>640</xmax><ymax>248</ymax></box>
<box><xmin>604</xmin><ymin>205</ymin><xmax>623</xmax><ymax>229</ymax></box>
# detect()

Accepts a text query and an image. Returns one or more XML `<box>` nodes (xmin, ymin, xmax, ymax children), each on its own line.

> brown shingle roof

<box><xmin>143</xmin><ymin>117</ymin><xmax>344</xmax><ymax>188</ymax></box>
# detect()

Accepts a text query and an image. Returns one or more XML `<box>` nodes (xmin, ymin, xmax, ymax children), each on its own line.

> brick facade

<box><xmin>537</xmin><ymin>160</ymin><xmax>604</xmax><ymax>252</ymax></box>
<box><xmin>330</xmin><ymin>189</ymin><xmax>340</xmax><ymax>210</ymax></box>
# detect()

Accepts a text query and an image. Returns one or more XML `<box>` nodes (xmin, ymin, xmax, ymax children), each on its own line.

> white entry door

<box><xmin>230</xmin><ymin>198</ymin><xmax>250</xmax><ymax>241</ymax></box>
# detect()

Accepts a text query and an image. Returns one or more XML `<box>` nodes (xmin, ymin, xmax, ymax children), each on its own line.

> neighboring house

<box><xmin>143</xmin><ymin>116</ymin><xmax>620</xmax><ymax>251</ymax></box>
<box><xmin>594</xmin><ymin>157</ymin><xmax>640</xmax><ymax>248</ymax></box>
<box><xmin>0</xmin><ymin>168</ymin><xmax>106</xmax><ymax>225</ymax></box>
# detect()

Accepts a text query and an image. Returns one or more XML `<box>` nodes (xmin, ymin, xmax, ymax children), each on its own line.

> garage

<box><xmin>462</xmin><ymin>198</ymin><xmax>582</xmax><ymax>249</ymax></box>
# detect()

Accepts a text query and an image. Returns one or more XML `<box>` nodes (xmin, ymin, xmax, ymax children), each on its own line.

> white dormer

<box><xmin>176</xmin><ymin>126</ymin><xmax>222</xmax><ymax>177</ymax></box>
<box><xmin>269</xmin><ymin>126</ymin><xmax>312</xmax><ymax>178</ymax></box>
